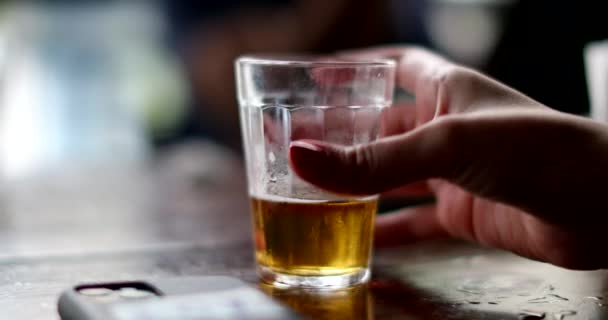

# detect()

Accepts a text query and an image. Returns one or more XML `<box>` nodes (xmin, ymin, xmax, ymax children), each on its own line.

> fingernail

<box><xmin>290</xmin><ymin>141</ymin><xmax>324</xmax><ymax>152</ymax></box>
<box><xmin>289</xmin><ymin>141</ymin><xmax>329</xmax><ymax>181</ymax></box>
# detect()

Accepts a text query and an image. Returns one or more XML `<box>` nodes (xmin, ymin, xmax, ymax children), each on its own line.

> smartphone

<box><xmin>58</xmin><ymin>276</ymin><xmax>306</xmax><ymax>320</ymax></box>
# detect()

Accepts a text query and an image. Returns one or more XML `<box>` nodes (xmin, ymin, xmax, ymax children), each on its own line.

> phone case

<box><xmin>58</xmin><ymin>276</ymin><xmax>305</xmax><ymax>320</ymax></box>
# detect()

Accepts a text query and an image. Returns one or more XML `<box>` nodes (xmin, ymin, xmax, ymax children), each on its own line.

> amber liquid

<box><xmin>251</xmin><ymin>195</ymin><xmax>377</xmax><ymax>276</ymax></box>
<box><xmin>260</xmin><ymin>283</ymin><xmax>373</xmax><ymax>320</ymax></box>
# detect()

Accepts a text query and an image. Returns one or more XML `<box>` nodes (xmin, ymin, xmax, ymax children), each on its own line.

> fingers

<box><xmin>289</xmin><ymin>117</ymin><xmax>460</xmax><ymax>195</ymax></box>
<box><xmin>308</xmin><ymin>55</ymin><xmax>395</xmax><ymax>97</ymax></box>
<box><xmin>309</xmin><ymin>66</ymin><xmax>357</xmax><ymax>86</ymax></box>
<box><xmin>382</xmin><ymin>181</ymin><xmax>433</xmax><ymax>198</ymax></box>
<box><xmin>375</xmin><ymin>205</ymin><xmax>447</xmax><ymax>247</ymax></box>
<box><xmin>338</xmin><ymin>46</ymin><xmax>542</xmax><ymax>120</ymax></box>
<box><xmin>374</xmin><ymin>185</ymin><xmax>607</xmax><ymax>270</ymax></box>
<box><xmin>379</xmin><ymin>103</ymin><xmax>418</xmax><ymax>137</ymax></box>
<box><xmin>338</xmin><ymin>46</ymin><xmax>453</xmax><ymax>95</ymax></box>
<box><xmin>337</xmin><ymin>46</ymin><xmax>411</xmax><ymax>60</ymax></box>
<box><xmin>340</xmin><ymin>46</ymin><xmax>467</xmax><ymax>126</ymax></box>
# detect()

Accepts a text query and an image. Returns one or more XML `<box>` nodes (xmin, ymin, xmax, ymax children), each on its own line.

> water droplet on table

<box><xmin>527</xmin><ymin>297</ymin><xmax>548</xmax><ymax>304</ymax></box>
<box><xmin>546</xmin><ymin>293</ymin><xmax>569</xmax><ymax>301</ymax></box>
<box><xmin>457</xmin><ymin>287</ymin><xmax>482</xmax><ymax>294</ymax></box>
<box><xmin>518</xmin><ymin>310</ymin><xmax>545</xmax><ymax>320</ymax></box>
<box><xmin>585</xmin><ymin>296</ymin><xmax>603</xmax><ymax>301</ymax></box>
<box><xmin>554</xmin><ymin>310</ymin><xmax>576</xmax><ymax>320</ymax></box>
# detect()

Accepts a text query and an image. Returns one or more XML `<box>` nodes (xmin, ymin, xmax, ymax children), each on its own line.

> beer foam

<box><xmin>250</xmin><ymin>193</ymin><xmax>377</xmax><ymax>204</ymax></box>
<box><xmin>250</xmin><ymin>193</ymin><xmax>331</xmax><ymax>204</ymax></box>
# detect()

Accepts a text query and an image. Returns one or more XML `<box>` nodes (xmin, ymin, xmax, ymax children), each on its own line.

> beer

<box><xmin>250</xmin><ymin>195</ymin><xmax>377</xmax><ymax>277</ymax></box>
<box><xmin>260</xmin><ymin>283</ymin><xmax>373</xmax><ymax>320</ymax></box>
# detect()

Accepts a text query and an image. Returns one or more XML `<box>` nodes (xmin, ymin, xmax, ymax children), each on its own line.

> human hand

<box><xmin>289</xmin><ymin>46</ymin><xmax>608</xmax><ymax>269</ymax></box>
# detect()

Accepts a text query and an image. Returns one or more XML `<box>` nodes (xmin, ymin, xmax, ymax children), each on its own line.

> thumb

<box><xmin>289</xmin><ymin>118</ymin><xmax>461</xmax><ymax>195</ymax></box>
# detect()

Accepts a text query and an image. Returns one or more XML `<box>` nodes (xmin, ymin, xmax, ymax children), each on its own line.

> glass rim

<box><xmin>237</xmin><ymin>54</ymin><xmax>396</xmax><ymax>68</ymax></box>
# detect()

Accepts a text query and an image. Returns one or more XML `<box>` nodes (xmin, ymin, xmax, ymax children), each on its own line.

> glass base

<box><xmin>258</xmin><ymin>266</ymin><xmax>370</xmax><ymax>289</ymax></box>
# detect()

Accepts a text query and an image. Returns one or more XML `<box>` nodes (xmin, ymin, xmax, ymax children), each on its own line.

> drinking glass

<box><xmin>236</xmin><ymin>55</ymin><xmax>395</xmax><ymax>288</ymax></box>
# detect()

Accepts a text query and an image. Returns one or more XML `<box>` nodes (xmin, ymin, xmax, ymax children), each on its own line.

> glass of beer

<box><xmin>236</xmin><ymin>55</ymin><xmax>395</xmax><ymax>288</ymax></box>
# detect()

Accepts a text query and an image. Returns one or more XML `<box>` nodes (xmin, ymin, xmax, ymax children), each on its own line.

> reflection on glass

<box><xmin>260</xmin><ymin>282</ymin><xmax>373</xmax><ymax>320</ymax></box>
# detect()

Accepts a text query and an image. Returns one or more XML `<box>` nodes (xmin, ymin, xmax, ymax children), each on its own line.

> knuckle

<box><xmin>435</xmin><ymin>65</ymin><xmax>475</xmax><ymax>89</ymax></box>
<box><xmin>427</xmin><ymin>64</ymin><xmax>479</xmax><ymax>114</ymax></box>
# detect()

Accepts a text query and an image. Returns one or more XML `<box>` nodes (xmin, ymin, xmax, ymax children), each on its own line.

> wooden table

<box><xmin>1</xmin><ymin>142</ymin><xmax>607</xmax><ymax>320</ymax></box>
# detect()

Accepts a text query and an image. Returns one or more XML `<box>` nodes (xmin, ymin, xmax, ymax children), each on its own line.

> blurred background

<box><xmin>0</xmin><ymin>0</ymin><xmax>605</xmax><ymax>180</ymax></box>
<box><xmin>1</xmin><ymin>3</ymin><xmax>607</xmax><ymax>317</ymax></box>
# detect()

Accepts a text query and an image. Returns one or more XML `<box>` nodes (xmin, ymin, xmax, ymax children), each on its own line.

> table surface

<box><xmin>1</xmin><ymin>142</ymin><xmax>607</xmax><ymax>320</ymax></box>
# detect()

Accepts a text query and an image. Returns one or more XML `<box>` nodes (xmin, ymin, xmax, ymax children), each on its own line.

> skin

<box><xmin>289</xmin><ymin>46</ymin><xmax>608</xmax><ymax>270</ymax></box>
